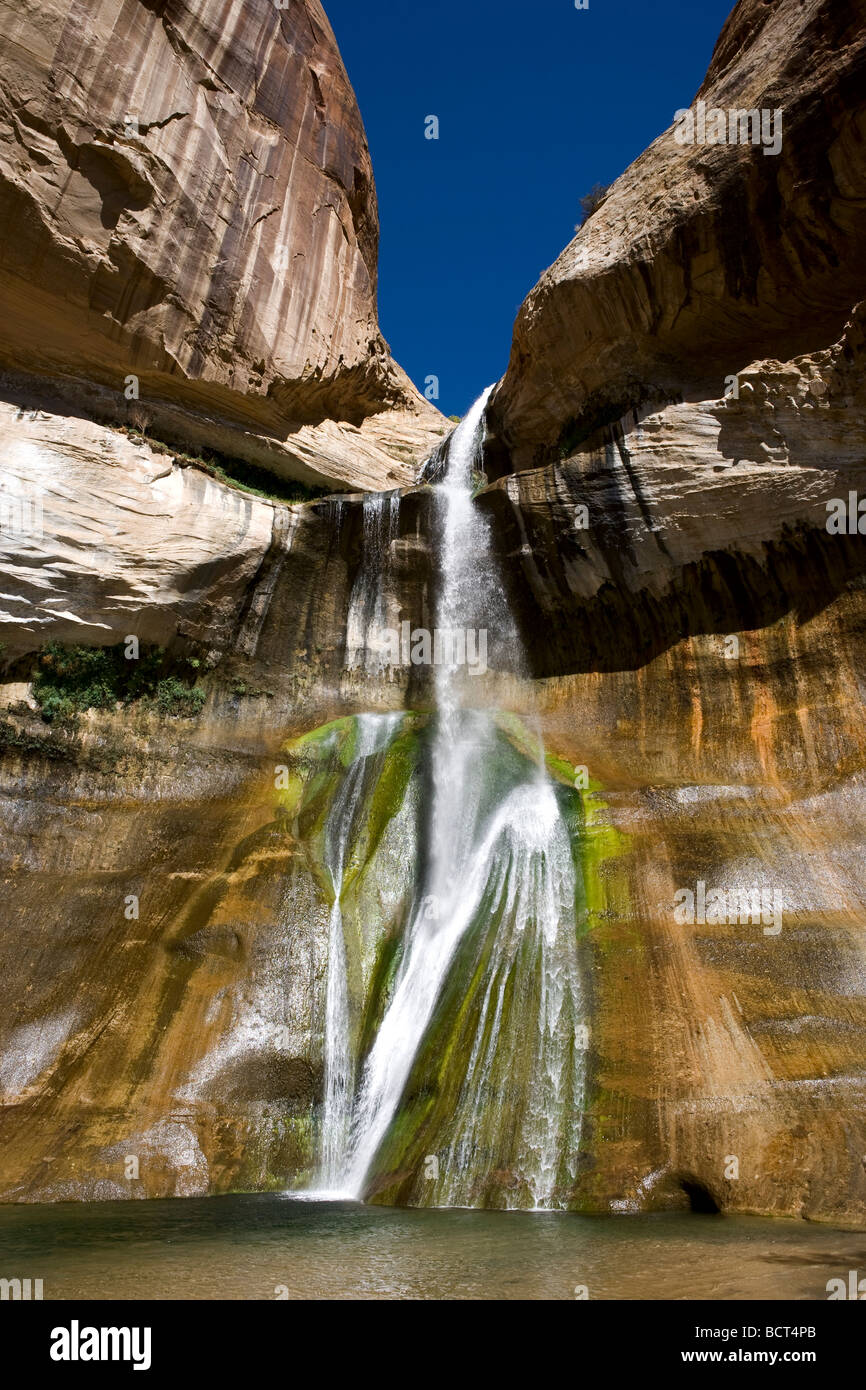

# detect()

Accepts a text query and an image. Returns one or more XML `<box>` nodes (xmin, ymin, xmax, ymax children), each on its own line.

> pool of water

<box><xmin>0</xmin><ymin>1196</ymin><xmax>863</xmax><ymax>1299</ymax></box>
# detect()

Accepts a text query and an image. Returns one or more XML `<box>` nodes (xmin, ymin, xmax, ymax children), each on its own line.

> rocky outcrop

<box><xmin>484</xmin><ymin>302</ymin><xmax>866</xmax><ymax>676</ymax></box>
<box><xmin>0</xmin><ymin>400</ymin><xmax>274</xmax><ymax>654</ymax></box>
<box><xmin>488</xmin><ymin>0</ymin><xmax>866</xmax><ymax>473</ymax></box>
<box><xmin>0</xmin><ymin>0</ymin><xmax>446</xmax><ymax>489</ymax></box>
<box><xmin>533</xmin><ymin>596</ymin><xmax>866</xmax><ymax>1226</ymax></box>
<box><xmin>0</xmin><ymin>704</ymin><xmax>332</xmax><ymax>1201</ymax></box>
<box><xmin>0</xmin><ymin>394</ymin><xmax>439</xmax><ymax>676</ymax></box>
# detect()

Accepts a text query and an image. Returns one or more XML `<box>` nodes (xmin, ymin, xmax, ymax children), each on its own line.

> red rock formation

<box><xmin>489</xmin><ymin>0</ymin><xmax>866</xmax><ymax>472</ymax></box>
<box><xmin>0</xmin><ymin>0</ymin><xmax>445</xmax><ymax>489</ymax></box>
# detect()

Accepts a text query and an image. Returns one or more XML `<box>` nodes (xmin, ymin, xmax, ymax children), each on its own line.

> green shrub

<box><xmin>192</xmin><ymin>454</ymin><xmax>331</xmax><ymax>506</ymax></box>
<box><xmin>33</xmin><ymin>642</ymin><xmax>207</xmax><ymax>722</ymax></box>
<box><xmin>576</xmin><ymin>182</ymin><xmax>610</xmax><ymax>228</ymax></box>
<box><xmin>0</xmin><ymin>718</ymin><xmax>74</xmax><ymax>760</ymax></box>
<box><xmin>154</xmin><ymin>677</ymin><xmax>207</xmax><ymax>717</ymax></box>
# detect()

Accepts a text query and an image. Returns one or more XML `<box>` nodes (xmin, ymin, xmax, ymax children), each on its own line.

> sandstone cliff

<box><xmin>2</xmin><ymin>0</ymin><xmax>866</xmax><ymax>1229</ymax></box>
<box><xmin>488</xmin><ymin>0</ymin><xmax>866</xmax><ymax>473</ymax></box>
<box><xmin>0</xmin><ymin>0</ymin><xmax>445</xmax><ymax>489</ymax></box>
<box><xmin>469</xmin><ymin>0</ymin><xmax>866</xmax><ymax>1223</ymax></box>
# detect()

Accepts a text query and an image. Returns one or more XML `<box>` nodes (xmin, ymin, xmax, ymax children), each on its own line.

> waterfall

<box><xmin>315</xmin><ymin>713</ymin><xmax>402</xmax><ymax>1194</ymax></box>
<box><xmin>306</xmin><ymin>388</ymin><xmax>586</xmax><ymax>1208</ymax></box>
<box><xmin>345</xmin><ymin>490</ymin><xmax>401</xmax><ymax>675</ymax></box>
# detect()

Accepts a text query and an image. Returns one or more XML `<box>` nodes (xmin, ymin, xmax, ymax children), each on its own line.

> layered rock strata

<box><xmin>0</xmin><ymin>0</ymin><xmax>445</xmax><ymax>488</ymax></box>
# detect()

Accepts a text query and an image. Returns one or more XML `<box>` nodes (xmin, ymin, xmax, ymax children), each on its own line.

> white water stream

<box><xmin>309</xmin><ymin>388</ymin><xmax>585</xmax><ymax>1207</ymax></box>
<box><xmin>318</xmin><ymin>712</ymin><xmax>402</xmax><ymax>1191</ymax></box>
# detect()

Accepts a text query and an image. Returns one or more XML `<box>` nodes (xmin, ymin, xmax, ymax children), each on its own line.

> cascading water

<box><xmin>304</xmin><ymin>388</ymin><xmax>586</xmax><ymax>1209</ymax></box>
<box><xmin>345</xmin><ymin>491</ymin><xmax>401</xmax><ymax>675</ymax></box>
<box><xmin>317</xmin><ymin>713</ymin><xmax>402</xmax><ymax>1191</ymax></box>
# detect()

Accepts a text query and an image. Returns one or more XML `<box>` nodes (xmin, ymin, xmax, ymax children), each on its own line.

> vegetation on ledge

<box><xmin>119</xmin><ymin>420</ymin><xmax>332</xmax><ymax>506</ymax></box>
<box><xmin>576</xmin><ymin>181</ymin><xmax>610</xmax><ymax>228</ymax></box>
<box><xmin>33</xmin><ymin>642</ymin><xmax>207</xmax><ymax>723</ymax></box>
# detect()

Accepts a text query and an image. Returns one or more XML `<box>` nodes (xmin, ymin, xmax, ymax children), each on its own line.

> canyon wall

<box><xmin>473</xmin><ymin>0</ymin><xmax>866</xmax><ymax>1223</ymax></box>
<box><xmin>1</xmin><ymin>0</ymin><xmax>866</xmax><ymax>1224</ymax></box>
<box><xmin>0</xmin><ymin>0</ymin><xmax>445</xmax><ymax>490</ymax></box>
<box><xmin>487</xmin><ymin>0</ymin><xmax>866</xmax><ymax>473</ymax></box>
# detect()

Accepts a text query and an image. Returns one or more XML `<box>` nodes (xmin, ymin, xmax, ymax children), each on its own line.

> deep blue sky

<box><xmin>325</xmin><ymin>0</ymin><xmax>734</xmax><ymax>418</ymax></box>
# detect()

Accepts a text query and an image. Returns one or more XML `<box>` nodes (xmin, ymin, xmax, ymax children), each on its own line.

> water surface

<box><xmin>1</xmin><ymin>1196</ymin><xmax>863</xmax><ymax>1300</ymax></box>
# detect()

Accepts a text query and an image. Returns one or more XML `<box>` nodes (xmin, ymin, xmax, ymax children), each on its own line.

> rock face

<box><xmin>0</xmin><ymin>394</ymin><xmax>438</xmax><ymax>671</ymax></box>
<box><xmin>488</xmin><ymin>0</ymin><xmax>866</xmax><ymax>473</ymax></box>
<box><xmin>0</xmin><ymin>400</ymin><xmax>274</xmax><ymax>655</ymax></box>
<box><xmin>484</xmin><ymin>303</ymin><xmax>866</xmax><ymax>678</ymax></box>
<box><xmin>0</xmin><ymin>0</ymin><xmax>445</xmax><ymax>489</ymax></box>
<box><xmin>470</xmin><ymin>0</ymin><xmax>866</xmax><ymax>1224</ymax></box>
